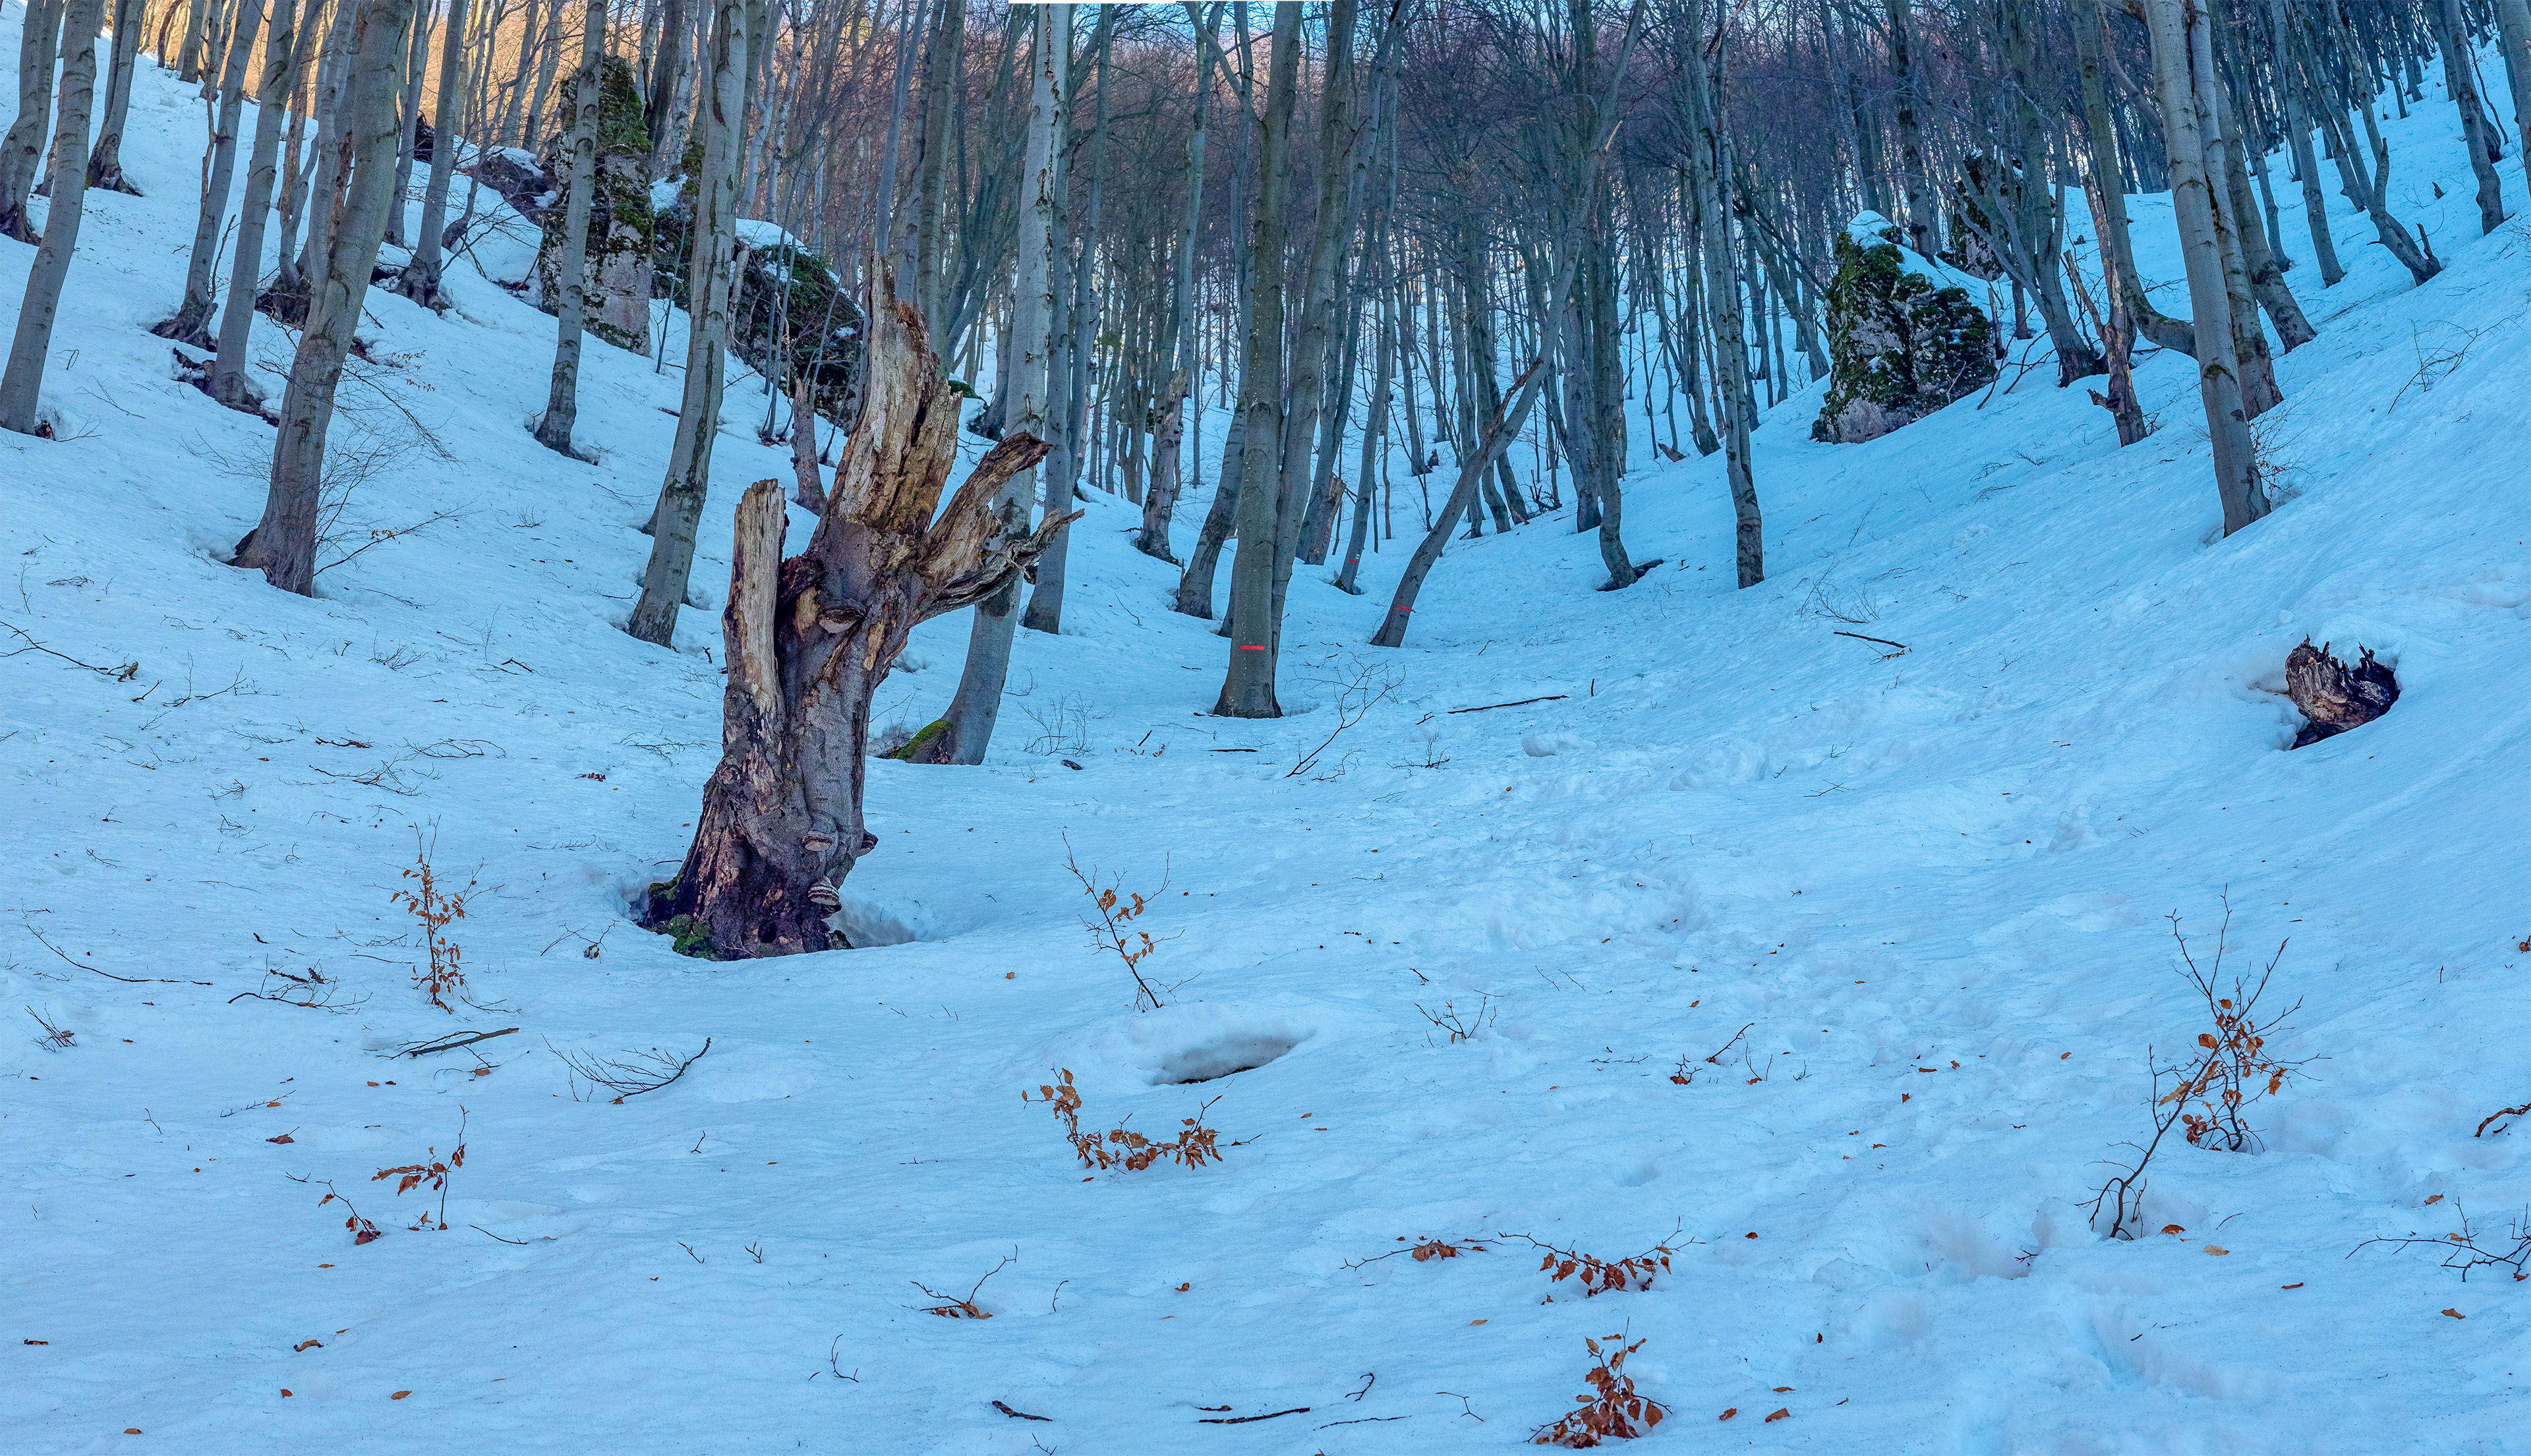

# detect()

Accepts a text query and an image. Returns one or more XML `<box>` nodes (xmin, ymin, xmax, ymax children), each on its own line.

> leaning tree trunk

<box><xmin>533</xmin><ymin>0</ymin><xmax>603</xmax><ymax>455</ymax></box>
<box><xmin>0</xmin><ymin>0</ymin><xmax>67</xmax><ymax>243</ymax></box>
<box><xmin>207</xmin><ymin>0</ymin><xmax>306</xmax><ymax>412</ymax></box>
<box><xmin>2435</xmin><ymin>0</ymin><xmax>2507</xmax><ymax>235</ymax></box>
<box><xmin>392</xmin><ymin>0</ymin><xmax>467</xmax><ymax>308</ymax></box>
<box><xmin>231</xmin><ymin>0</ymin><xmax>415</xmax><ymax>591</ymax></box>
<box><xmin>643</xmin><ymin>268</ymin><xmax>1064</xmax><ymax>960</ymax></box>
<box><xmin>0</xmin><ymin>0</ymin><xmax>104</xmax><ymax>437</ymax></box>
<box><xmin>157</xmin><ymin>0</ymin><xmax>265</xmax><ymax>347</ymax></box>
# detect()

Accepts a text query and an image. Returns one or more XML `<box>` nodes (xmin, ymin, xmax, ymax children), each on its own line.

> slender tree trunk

<box><xmin>2491</xmin><ymin>0</ymin><xmax>2531</xmax><ymax>198</ymax></box>
<box><xmin>2436</xmin><ymin>0</ymin><xmax>2507</xmax><ymax>233</ymax></box>
<box><xmin>1685</xmin><ymin>11</ymin><xmax>1760</xmax><ymax>587</ymax></box>
<box><xmin>1213</xmin><ymin>0</ymin><xmax>1301</xmax><ymax>718</ymax></box>
<box><xmin>1338</xmin><ymin>253</ymin><xmax>1394</xmax><ymax>595</ymax></box>
<box><xmin>231</xmin><ymin>0</ymin><xmax>417</xmax><ymax>588</ymax></box>
<box><xmin>0</xmin><ymin>0</ymin><xmax>105</xmax><ymax>436</ymax></box>
<box><xmin>392</xmin><ymin>0</ymin><xmax>465</xmax><ymax>306</ymax></box>
<box><xmin>2267</xmin><ymin>0</ymin><xmax>2342</xmax><ymax>285</ymax></box>
<box><xmin>533</xmin><ymin>0</ymin><xmax>602</xmax><ymax>455</ymax></box>
<box><xmin>157</xmin><ymin>0</ymin><xmax>264</xmax><ymax>347</ymax></box>
<box><xmin>85</xmin><ymin>0</ymin><xmax>142</xmax><ymax>193</ymax></box>
<box><xmin>2143</xmin><ymin>0</ymin><xmax>2265</xmax><ymax>536</ymax></box>
<box><xmin>934</xmin><ymin>1</ymin><xmax>1064</xmax><ymax>759</ymax></box>
<box><xmin>385</xmin><ymin>0</ymin><xmax>430</xmax><ymax>248</ymax></box>
<box><xmin>628</xmin><ymin>0</ymin><xmax>755</xmax><ymax>646</ymax></box>
<box><xmin>2073</xmin><ymin>0</ymin><xmax>2194</xmax><ymax>357</ymax></box>
<box><xmin>206</xmin><ymin>0</ymin><xmax>305</xmax><ymax>410</ymax></box>
<box><xmin>1884</xmin><ymin>0</ymin><xmax>1939</xmax><ymax>259</ymax></box>
<box><xmin>0</xmin><ymin>0</ymin><xmax>68</xmax><ymax>243</ymax></box>
<box><xmin>1026</xmin><ymin>13</ymin><xmax>1110</xmax><ymax>637</ymax></box>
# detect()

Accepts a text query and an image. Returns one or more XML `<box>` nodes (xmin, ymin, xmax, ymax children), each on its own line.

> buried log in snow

<box><xmin>2285</xmin><ymin>639</ymin><xmax>2398</xmax><ymax>747</ymax></box>
<box><xmin>643</xmin><ymin>260</ymin><xmax>1066</xmax><ymax>959</ymax></box>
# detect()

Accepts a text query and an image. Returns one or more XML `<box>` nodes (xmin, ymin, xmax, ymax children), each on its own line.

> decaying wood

<box><xmin>2285</xmin><ymin>639</ymin><xmax>2397</xmax><ymax>747</ymax></box>
<box><xmin>645</xmin><ymin>259</ymin><xmax>1064</xmax><ymax>959</ymax></box>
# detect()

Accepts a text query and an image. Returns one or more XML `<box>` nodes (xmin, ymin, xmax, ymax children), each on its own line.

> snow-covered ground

<box><xmin>6</xmin><ymin>15</ymin><xmax>2530</xmax><ymax>1453</ymax></box>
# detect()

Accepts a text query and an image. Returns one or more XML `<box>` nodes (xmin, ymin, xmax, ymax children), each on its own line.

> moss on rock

<box><xmin>1812</xmin><ymin>218</ymin><xmax>1997</xmax><ymax>444</ymax></box>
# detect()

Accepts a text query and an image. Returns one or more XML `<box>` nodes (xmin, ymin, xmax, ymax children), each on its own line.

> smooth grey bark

<box><xmin>2304</xmin><ymin>1</ymin><xmax>2440</xmax><ymax>285</ymax></box>
<box><xmin>158</xmin><ymin>0</ymin><xmax>264</xmax><ymax>347</ymax></box>
<box><xmin>907</xmin><ymin>0</ymin><xmax>965</xmax><ymax>326</ymax></box>
<box><xmin>291</xmin><ymin>0</ymin><xmax>359</xmax><ymax>302</ymax></box>
<box><xmin>1213</xmin><ymin>0</ymin><xmax>1301</xmax><ymax>718</ymax></box>
<box><xmin>2435</xmin><ymin>0</ymin><xmax>2507</xmax><ymax>233</ymax></box>
<box><xmin>935</xmin><ymin>1</ymin><xmax>1064</xmax><ymax>761</ymax></box>
<box><xmin>2073</xmin><ymin>0</ymin><xmax>2193</xmax><ymax>357</ymax></box>
<box><xmin>1024</xmin><ymin>12</ymin><xmax>1109</xmax><ymax>637</ymax></box>
<box><xmin>0</xmin><ymin>0</ymin><xmax>66</xmax><ymax>243</ymax></box>
<box><xmin>391</xmin><ymin>0</ymin><xmax>465</xmax><ymax>306</ymax></box>
<box><xmin>627</xmin><ymin>0</ymin><xmax>758</xmax><ymax>646</ymax></box>
<box><xmin>207</xmin><ymin>0</ymin><xmax>306</xmax><ymax>411</ymax></box>
<box><xmin>533</xmin><ymin>0</ymin><xmax>602</xmax><ymax>455</ymax></box>
<box><xmin>1337</xmin><ymin>245</ymin><xmax>1394</xmax><ymax>595</ymax></box>
<box><xmin>177</xmin><ymin>0</ymin><xmax>209</xmax><ymax>78</ymax></box>
<box><xmin>1681</xmin><ymin>4</ymin><xmax>1760</xmax><ymax>587</ymax></box>
<box><xmin>84</xmin><ymin>0</ymin><xmax>142</xmax><ymax>193</ymax></box>
<box><xmin>2212</xmin><ymin>55</ymin><xmax>2313</xmax><ymax>352</ymax></box>
<box><xmin>2493</xmin><ymin>0</ymin><xmax>2531</xmax><ymax>197</ymax></box>
<box><xmin>2266</xmin><ymin>0</ymin><xmax>2342</xmax><ymax>286</ymax></box>
<box><xmin>385</xmin><ymin>0</ymin><xmax>432</xmax><ymax>248</ymax></box>
<box><xmin>2143</xmin><ymin>0</ymin><xmax>2265</xmax><ymax>536</ymax></box>
<box><xmin>643</xmin><ymin>0</ymin><xmax>686</xmax><ymax>175</ymax></box>
<box><xmin>1136</xmin><ymin>0</ymin><xmax>1218</xmax><ymax>565</ymax></box>
<box><xmin>231</xmin><ymin>0</ymin><xmax>417</xmax><ymax>589</ymax></box>
<box><xmin>0</xmin><ymin>0</ymin><xmax>103</xmax><ymax>436</ymax></box>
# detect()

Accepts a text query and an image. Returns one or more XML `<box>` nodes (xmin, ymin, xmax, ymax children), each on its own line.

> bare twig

<box><xmin>1446</xmin><ymin>694</ymin><xmax>1568</xmax><ymax>714</ymax></box>
<box><xmin>26</xmin><ymin>925</ymin><xmax>209</xmax><ymax>985</ymax></box>
<box><xmin>1831</xmin><ymin>630</ymin><xmax>1910</xmax><ymax>655</ymax></box>
<box><xmin>545</xmin><ymin>1037</ymin><xmax>711</xmax><ymax>1103</ymax></box>
<box><xmin>1</xmin><ymin>620</ymin><xmax>136</xmax><ymax>678</ymax></box>
<box><xmin>993</xmin><ymin>1401</ymin><xmax>1053</xmax><ymax>1422</ymax></box>
<box><xmin>1198</xmin><ymin>1408</ymin><xmax>1311</xmax><ymax>1424</ymax></box>
<box><xmin>396</xmin><ymin>1026</ymin><xmax>520</xmax><ymax>1058</ymax></box>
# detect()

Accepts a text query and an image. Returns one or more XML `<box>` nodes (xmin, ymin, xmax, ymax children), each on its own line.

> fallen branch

<box><xmin>1</xmin><ymin>620</ymin><xmax>137</xmax><ymax>679</ymax></box>
<box><xmin>1198</xmin><ymin>1408</ymin><xmax>1311</xmax><ymax>1425</ymax></box>
<box><xmin>396</xmin><ymin>1026</ymin><xmax>520</xmax><ymax>1059</ymax></box>
<box><xmin>1704</xmin><ymin>1022</ymin><xmax>1756</xmax><ymax>1064</ymax></box>
<box><xmin>27</xmin><ymin>925</ymin><xmax>210</xmax><ymax>985</ymax></box>
<box><xmin>991</xmin><ymin>1401</ymin><xmax>1051</xmax><ymax>1422</ymax></box>
<box><xmin>1831</xmin><ymin>630</ymin><xmax>1910</xmax><ymax>655</ymax></box>
<box><xmin>1446</xmin><ymin>694</ymin><xmax>1568</xmax><ymax>714</ymax></box>
<box><xmin>546</xmin><ymin>1037</ymin><xmax>710</xmax><ymax>1102</ymax></box>
<box><xmin>2477</xmin><ymin>1101</ymin><xmax>2531</xmax><ymax>1139</ymax></box>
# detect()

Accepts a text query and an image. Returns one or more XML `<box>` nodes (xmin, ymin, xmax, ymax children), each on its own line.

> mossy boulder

<box><xmin>1812</xmin><ymin>213</ymin><xmax>1997</xmax><ymax>444</ymax></box>
<box><xmin>531</xmin><ymin>57</ymin><xmax>656</xmax><ymax>355</ymax></box>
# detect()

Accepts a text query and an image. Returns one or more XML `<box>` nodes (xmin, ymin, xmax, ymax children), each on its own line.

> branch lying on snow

<box><xmin>26</xmin><ymin>925</ymin><xmax>212</xmax><ymax>985</ymax></box>
<box><xmin>1831</xmin><ymin>631</ymin><xmax>1910</xmax><ymax>656</ymax></box>
<box><xmin>396</xmin><ymin>1026</ymin><xmax>519</xmax><ymax>1059</ymax></box>
<box><xmin>1446</xmin><ymin>693</ymin><xmax>1567</xmax><ymax>714</ymax></box>
<box><xmin>544</xmin><ymin>1036</ymin><xmax>709</xmax><ymax>1102</ymax></box>
<box><xmin>1</xmin><ymin>621</ymin><xmax>138</xmax><ymax>680</ymax></box>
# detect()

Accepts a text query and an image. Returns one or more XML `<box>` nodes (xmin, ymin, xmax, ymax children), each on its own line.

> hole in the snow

<box><xmin>1155</xmin><ymin>1035</ymin><xmax>1299</xmax><ymax>1086</ymax></box>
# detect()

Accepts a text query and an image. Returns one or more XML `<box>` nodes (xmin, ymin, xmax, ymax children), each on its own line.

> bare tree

<box><xmin>2141</xmin><ymin>0</ymin><xmax>2264</xmax><ymax>536</ymax></box>
<box><xmin>0</xmin><ymin>0</ymin><xmax>67</xmax><ymax>243</ymax></box>
<box><xmin>156</xmin><ymin>0</ymin><xmax>268</xmax><ymax>347</ymax></box>
<box><xmin>207</xmin><ymin>0</ymin><xmax>311</xmax><ymax>412</ymax></box>
<box><xmin>0</xmin><ymin>0</ymin><xmax>105</xmax><ymax>437</ymax></box>
<box><xmin>391</xmin><ymin>0</ymin><xmax>469</xmax><ymax>308</ymax></box>
<box><xmin>84</xmin><ymin>0</ymin><xmax>143</xmax><ymax>194</ymax></box>
<box><xmin>627</xmin><ymin>0</ymin><xmax>762</xmax><ymax>647</ymax></box>
<box><xmin>533</xmin><ymin>0</ymin><xmax>604</xmax><ymax>455</ymax></box>
<box><xmin>231</xmin><ymin>0</ymin><xmax>419</xmax><ymax>591</ymax></box>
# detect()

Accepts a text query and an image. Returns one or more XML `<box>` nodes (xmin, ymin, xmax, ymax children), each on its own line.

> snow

<box><xmin>6</xmin><ymin>15</ymin><xmax>2530</xmax><ymax>1453</ymax></box>
<box><xmin>1844</xmin><ymin>207</ymin><xmax>2002</xmax><ymax>312</ymax></box>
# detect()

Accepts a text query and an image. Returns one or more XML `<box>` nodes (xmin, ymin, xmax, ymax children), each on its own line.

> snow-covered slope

<box><xmin>6</xmin><ymin>16</ymin><xmax>2529</xmax><ymax>1453</ymax></box>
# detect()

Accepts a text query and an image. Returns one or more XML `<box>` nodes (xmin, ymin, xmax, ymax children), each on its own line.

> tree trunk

<box><xmin>627</xmin><ymin>0</ymin><xmax>754</xmax><ymax>646</ymax></box>
<box><xmin>206</xmin><ymin>0</ymin><xmax>307</xmax><ymax>411</ymax></box>
<box><xmin>0</xmin><ymin>0</ymin><xmax>104</xmax><ymax>436</ymax></box>
<box><xmin>156</xmin><ymin>0</ymin><xmax>264</xmax><ymax>347</ymax></box>
<box><xmin>2073</xmin><ymin>0</ymin><xmax>2194</xmax><ymax>357</ymax></box>
<box><xmin>84</xmin><ymin>0</ymin><xmax>142</xmax><ymax>194</ymax></box>
<box><xmin>1025</xmin><ymin>13</ymin><xmax>1110</xmax><ymax>637</ymax></box>
<box><xmin>1884</xmin><ymin>0</ymin><xmax>1940</xmax><ymax>259</ymax></box>
<box><xmin>2142</xmin><ymin>0</ymin><xmax>2265</xmax><ymax>536</ymax></box>
<box><xmin>391</xmin><ymin>0</ymin><xmax>466</xmax><ymax>308</ymax></box>
<box><xmin>532</xmin><ymin>0</ymin><xmax>602</xmax><ymax>454</ymax></box>
<box><xmin>1683</xmin><ymin>12</ymin><xmax>1761</xmax><ymax>587</ymax></box>
<box><xmin>0</xmin><ymin>0</ymin><xmax>68</xmax><ymax>243</ymax></box>
<box><xmin>176</xmin><ymin>0</ymin><xmax>208</xmax><ymax>78</ymax></box>
<box><xmin>1213</xmin><ymin>0</ymin><xmax>1301</xmax><ymax>719</ymax></box>
<box><xmin>936</xmin><ymin>0</ymin><xmax>1065</xmax><ymax>759</ymax></box>
<box><xmin>2492</xmin><ymin>0</ymin><xmax>2531</xmax><ymax>199</ymax></box>
<box><xmin>644</xmin><ymin>268</ymin><xmax>1062</xmax><ymax>960</ymax></box>
<box><xmin>2436</xmin><ymin>0</ymin><xmax>2507</xmax><ymax>234</ymax></box>
<box><xmin>2267</xmin><ymin>0</ymin><xmax>2342</xmax><ymax>286</ymax></box>
<box><xmin>231</xmin><ymin>0</ymin><xmax>417</xmax><ymax>589</ymax></box>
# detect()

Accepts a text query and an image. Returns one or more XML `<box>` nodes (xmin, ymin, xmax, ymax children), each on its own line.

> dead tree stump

<box><xmin>643</xmin><ymin>262</ymin><xmax>1066</xmax><ymax>958</ymax></box>
<box><xmin>2285</xmin><ymin>639</ymin><xmax>2399</xmax><ymax>747</ymax></box>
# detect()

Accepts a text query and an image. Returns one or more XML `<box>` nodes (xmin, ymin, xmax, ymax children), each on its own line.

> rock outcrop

<box><xmin>1812</xmin><ymin>212</ymin><xmax>1997</xmax><ymax>444</ymax></box>
<box><xmin>527</xmin><ymin>58</ymin><xmax>656</xmax><ymax>356</ymax></box>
